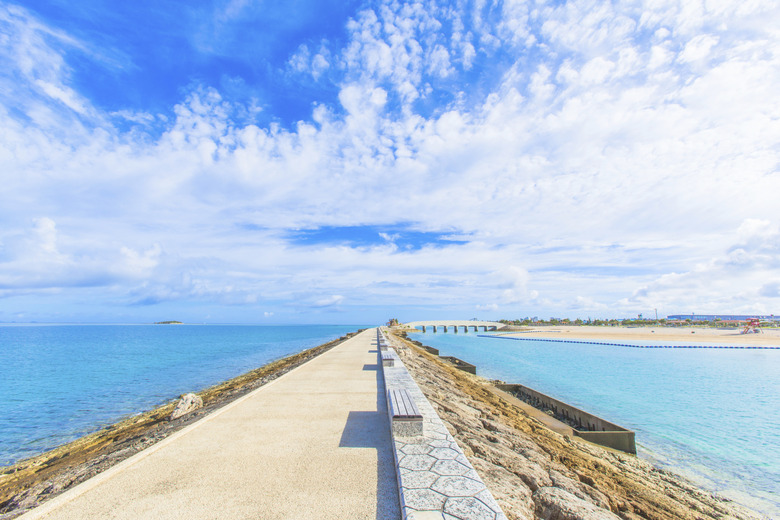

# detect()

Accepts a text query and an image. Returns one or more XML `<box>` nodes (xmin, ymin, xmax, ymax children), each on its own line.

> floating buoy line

<box><xmin>476</xmin><ymin>334</ymin><xmax>780</xmax><ymax>350</ymax></box>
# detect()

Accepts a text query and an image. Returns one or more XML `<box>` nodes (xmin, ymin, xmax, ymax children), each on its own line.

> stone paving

<box><xmin>378</xmin><ymin>329</ymin><xmax>507</xmax><ymax>520</ymax></box>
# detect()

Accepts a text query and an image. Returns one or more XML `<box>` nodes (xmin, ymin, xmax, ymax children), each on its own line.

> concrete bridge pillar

<box><xmin>443</xmin><ymin>325</ymin><xmax>448</xmax><ymax>333</ymax></box>
<box><xmin>454</xmin><ymin>325</ymin><xmax>458</xmax><ymax>333</ymax></box>
<box><xmin>472</xmin><ymin>326</ymin><xmax>478</xmax><ymax>332</ymax></box>
<box><xmin>463</xmin><ymin>325</ymin><xmax>467</xmax><ymax>333</ymax></box>
<box><xmin>421</xmin><ymin>325</ymin><xmax>426</xmax><ymax>333</ymax></box>
<box><xmin>433</xmin><ymin>325</ymin><xmax>437</xmax><ymax>333</ymax></box>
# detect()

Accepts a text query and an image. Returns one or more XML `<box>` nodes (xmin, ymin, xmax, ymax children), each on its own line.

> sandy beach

<box><xmin>500</xmin><ymin>325</ymin><xmax>780</xmax><ymax>346</ymax></box>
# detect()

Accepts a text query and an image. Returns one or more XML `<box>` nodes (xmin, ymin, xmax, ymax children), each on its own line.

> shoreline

<box><xmin>390</xmin><ymin>330</ymin><xmax>767</xmax><ymax>520</ymax></box>
<box><xmin>497</xmin><ymin>324</ymin><xmax>780</xmax><ymax>346</ymax></box>
<box><xmin>399</xmin><ymin>326</ymin><xmax>776</xmax><ymax>519</ymax></box>
<box><xmin>0</xmin><ymin>329</ymin><xmax>362</xmax><ymax>519</ymax></box>
<box><xmin>2</xmin><ymin>325</ymin><xmax>771</xmax><ymax>519</ymax></box>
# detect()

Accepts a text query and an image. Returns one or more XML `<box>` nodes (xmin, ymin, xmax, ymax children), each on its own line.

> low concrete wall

<box><xmin>381</xmin><ymin>329</ymin><xmax>508</xmax><ymax>520</ymax></box>
<box><xmin>574</xmin><ymin>431</ymin><xmax>636</xmax><ymax>455</ymax></box>
<box><xmin>496</xmin><ymin>383</ymin><xmax>636</xmax><ymax>454</ymax></box>
<box><xmin>398</xmin><ymin>334</ymin><xmax>439</xmax><ymax>355</ymax></box>
<box><xmin>439</xmin><ymin>356</ymin><xmax>477</xmax><ymax>374</ymax></box>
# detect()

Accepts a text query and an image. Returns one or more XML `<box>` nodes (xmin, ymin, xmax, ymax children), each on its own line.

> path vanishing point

<box><xmin>21</xmin><ymin>329</ymin><xmax>401</xmax><ymax>520</ymax></box>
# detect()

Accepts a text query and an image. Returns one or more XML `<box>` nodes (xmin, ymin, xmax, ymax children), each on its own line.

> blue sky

<box><xmin>1</xmin><ymin>0</ymin><xmax>779</xmax><ymax>324</ymax></box>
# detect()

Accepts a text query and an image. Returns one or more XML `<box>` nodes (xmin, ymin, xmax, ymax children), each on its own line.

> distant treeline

<box><xmin>499</xmin><ymin>318</ymin><xmax>777</xmax><ymax>328</ymax></box>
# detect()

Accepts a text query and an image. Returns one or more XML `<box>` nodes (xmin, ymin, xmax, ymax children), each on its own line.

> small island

<box><xmin>154</xmin><ymin>321</ymin><xmax>183</xmax><ymax>325</ymax></box>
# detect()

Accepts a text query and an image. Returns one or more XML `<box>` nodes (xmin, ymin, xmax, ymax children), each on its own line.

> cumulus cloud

<box><xmin>1</xmin><ymin>0</ymin><xmax>779</xmax><ymax>321</ymax></box>
<box><xmin>624</xmin><ymin>220</ymin><xmax>780</xmax><ymax>313</ymax></box>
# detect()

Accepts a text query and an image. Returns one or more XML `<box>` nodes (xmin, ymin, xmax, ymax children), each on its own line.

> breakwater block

<box><xmin>497</xmin><ymin>383</ymin><xmax>636</xmax><ymax>454</ymax></box>
<box><xmin>439</xmin><ymin>356</ymin><xmax>476</xmax><ymax>374</ymax></box>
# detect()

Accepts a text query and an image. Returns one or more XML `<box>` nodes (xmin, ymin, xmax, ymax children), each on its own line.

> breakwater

<box><xmin>0</xmin><ymin>328</ymin><xmax>367</xmax><ymax>518</ymax></box>
<box><xmin>400</xmin><ymin>332</ymin><xmax>635</xmax><ymax>454</ymax></box>
<box><xmin>497</xmin><ymin>383</ymin><xmax>636</xmax><ymax>454</ymax></box>
<box><xmin>408</xmin><ymin>330</ymin><xmax>780</xmax><ymax>517</ymax></box>
<box><xmin>0</xmin><ymin>324</ymin><xmax>364</xmax><ymax>467</ymax></box>
<box><xmin>438</xmin><ymin>355</ymin><xmax>476</xmax><ymax>374</ymax></box>
<box><xmin>478</xmin><ymin>334</ymin><xmax>780</xmax><ymax>349</ymax></box>
<box><xmin>394</xmin><ymin>331</ymin><xmax>762</xmax><ymax>520</ymax></box>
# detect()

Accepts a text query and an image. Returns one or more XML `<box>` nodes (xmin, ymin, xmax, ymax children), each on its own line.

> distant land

<box><xmin>153</xmin><ymin>321</ymin><xmax>183</xmax><ymax>325</ymax></box>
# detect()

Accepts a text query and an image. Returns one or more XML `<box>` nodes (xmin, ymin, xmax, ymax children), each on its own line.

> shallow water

<box><xmin>409</xmin><ymin>331</ymin><xmax>780</xmax><ymax>518</ymax></box>
<box><xmin>0</xmin><ymin>324</ymin><xmax>362</xmax><ymax>466</ymax></box>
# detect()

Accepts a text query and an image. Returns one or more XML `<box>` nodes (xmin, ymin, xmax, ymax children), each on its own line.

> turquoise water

<box><xmin>409</xmin><ymin>332</ymin><xmax>780</xmax><ymax>518</ymax></box>
<box><xmin>0</xmin><ymin>324</ymin><xmax>362</xmax><ymax>466</ymax></box>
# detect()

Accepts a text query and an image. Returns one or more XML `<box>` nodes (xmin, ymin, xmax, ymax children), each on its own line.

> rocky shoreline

<box><xmin>0</xmin><ymin>330</ymin><xmax>362</xmax><ymax>519</ymax></box>
<box><xmin>1</xmin><ymin>327</ymin><xmax>767</xmax><ymax>520</ymax></box>
<box><xmin>389</xmin><ymin>331</ymin><xmax>765</xmax><ymax>520</ymax></box>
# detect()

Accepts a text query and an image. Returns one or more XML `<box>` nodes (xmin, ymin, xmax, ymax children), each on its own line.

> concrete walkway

<box><xmin>23</xmin><ymin>329</ymin><xmax>400</xmax><ymax>520</ymax></box>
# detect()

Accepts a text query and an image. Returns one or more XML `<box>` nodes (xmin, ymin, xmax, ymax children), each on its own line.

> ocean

<box><xmin>0</xmin><ymin>324</ymin><xmax>362</xmax><ymax>467</ymax></box>
<box><xmin>408</xmin><ymin>331</ymin><xmax>780</xmax><ymax>518</ymax></box>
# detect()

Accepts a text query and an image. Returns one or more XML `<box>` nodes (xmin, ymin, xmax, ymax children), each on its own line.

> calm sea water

<box><xmin>409</xmin><ymin>331</ymin><xmax>780</xmax><ymax>518</ymax></box>
<box><xmin>0</xmin><ymin>324</ymin><xmax>362</xmax><ymax>466</ymax></box>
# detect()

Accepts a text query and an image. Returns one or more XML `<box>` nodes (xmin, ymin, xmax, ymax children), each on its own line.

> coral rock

<box><xmin>170</xmin><ymin>393</ymin><xmax>203</xmax><ymax>420</ymax></box>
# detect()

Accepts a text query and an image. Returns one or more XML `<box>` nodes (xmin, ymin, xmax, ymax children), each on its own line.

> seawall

<box><xmin>399</xmin><ymin>331</ymin><xmax>636</xmax><ymax>454</ymax></box>
<box><xmin>390</xmin><ymin>330</ymin><xmax>764</xmax><ymax>520</ymax></box>
<box><xmin>496</xmin><ymin>383</ymin><xmax>636</xmax><ymax>454</ymax></box>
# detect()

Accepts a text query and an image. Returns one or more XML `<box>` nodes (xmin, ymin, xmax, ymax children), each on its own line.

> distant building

<box><xmin>667</xmin><ymin>314</ymin><xmax>779</xmax><ymax>322</ymax></box>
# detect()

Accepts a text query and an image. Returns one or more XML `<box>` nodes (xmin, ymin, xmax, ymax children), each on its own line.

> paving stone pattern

<box><xmin>378</xmin><ymin>329</ymin><xmax>508</xmax><ymax>520</ymax></box>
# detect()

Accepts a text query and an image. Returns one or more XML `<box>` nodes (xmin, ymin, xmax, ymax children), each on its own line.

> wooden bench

<box><xmin>388</xmin><ymin>388</ymin><xmax>423</xmax><ymax>436</ymax></box>
<box><xmin>381</xmin><ymin>351</ymin><xmax>394</xmax><ymax>367</ymax></box>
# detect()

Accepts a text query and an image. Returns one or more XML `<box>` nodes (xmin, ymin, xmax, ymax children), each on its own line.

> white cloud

<box><xmin>624</xmin><ymin>219</ymin><xmax>780</xmax><ymax>313</ymax></box>
<box><xmin>313</xmin><ymin>295</ymin><xmax>344</xmax><ymax>308</ymax></box>
<box><xmin>33</xmin><ymin>80</ymin><xmax>90</xmax><ymax>115</ymax></box>
<box><xmin>678</xmin><ymin>34</ymin><xmax>719</xmax><ymax>63</ymax></box>
<box><xmin>1</xmin><ymin>1</ymin><xmax>779</xmax><ymax>321</ymax></box>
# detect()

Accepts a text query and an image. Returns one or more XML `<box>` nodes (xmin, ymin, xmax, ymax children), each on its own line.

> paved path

<box><xmin>23</xmin><ymin>329</ymin><xmax>400</xmax><ymax>520</ymax></box>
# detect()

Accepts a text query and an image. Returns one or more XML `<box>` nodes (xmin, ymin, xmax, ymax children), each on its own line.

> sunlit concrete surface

<box><xmin>22</xmin><ymin>329</ymin><xmax>400</xmax><ymax>520</ymax></box>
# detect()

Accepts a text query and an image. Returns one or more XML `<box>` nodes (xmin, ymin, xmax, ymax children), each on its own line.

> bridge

<box><xmin>402</xmin><ymin>320</ymin><xmax>506</xmax><ymax>333</ymax></box>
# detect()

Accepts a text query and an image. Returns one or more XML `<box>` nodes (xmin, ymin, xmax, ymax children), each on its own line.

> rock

<box><xmin>170</xmin><ymin>393</ymin><xmax>203</xmax><ymax>420</ymax></box>
<box><xmin>462</xmin><ymin>435</ymin><xmax>552</xmax><ymax>491</ymax></box>
<box><xmin>470</xmin><ymin>457</ymin><xmax>535</xmax><ymax>520</ymax></box>
<box><xmin>533</xmin><ymin>487</ymin><xmax>621</xmax><ymax>520</ymax></box>
<box><xmin>549</xmin><ymin>470</ymin><xmax>611</xmax><ymax>510</ymax></box>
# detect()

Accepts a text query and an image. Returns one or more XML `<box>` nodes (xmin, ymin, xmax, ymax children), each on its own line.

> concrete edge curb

<box><xmin>377</xmin><ymin>328</ymin><xmax>507</xmax><ymax>520</ymax></box>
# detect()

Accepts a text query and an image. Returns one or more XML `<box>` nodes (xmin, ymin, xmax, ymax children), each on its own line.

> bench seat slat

<box><xmin>401</xmin><ymin>390</ymin><xmax>415</xmax><ymax>416</ymax></box>
<box><xmin>389</xmin><ymin>388</ymin><xmax>421</xmax><ymax>420</ymax></box>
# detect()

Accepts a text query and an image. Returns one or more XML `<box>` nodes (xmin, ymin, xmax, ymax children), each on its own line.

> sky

<box><xmin>1</xmin><ymin>0</ymin><xmax>779</xmax><ymax>325</ymax></box>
